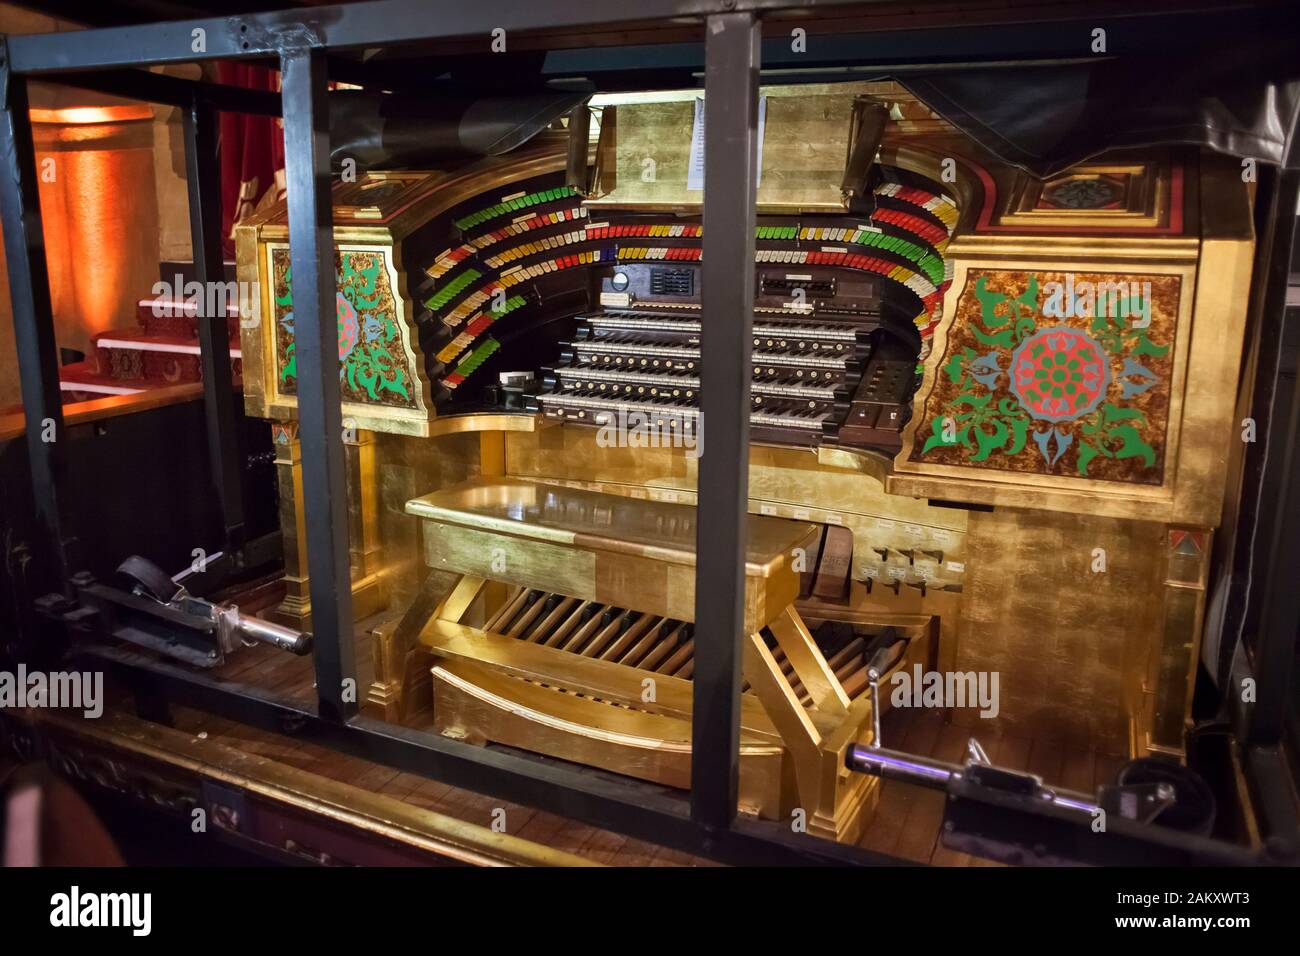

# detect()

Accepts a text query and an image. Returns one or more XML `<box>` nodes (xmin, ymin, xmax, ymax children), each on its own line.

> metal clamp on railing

<box><xmin>209</xmin><ymin>600</ymin><xmax>313</xmax><ymax>656</ymax></box>
<box><xmin>843</xmin><ymin>652</ymin><xmax>1245</xmax><ymax>865</ymax></box>
<box><xmin>50</xmin><ymin>555</ymin><xmax>312</xmax><ymax>668</ymax></box>
<box><xmin>847</xmin><ymin>740</ymin><xmax>1101</xmax><ymax>816</ymax></box>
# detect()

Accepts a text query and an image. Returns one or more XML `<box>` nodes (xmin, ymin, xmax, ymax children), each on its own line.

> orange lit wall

<box><xmin>33</xmin><ymin>104</ymin><xmax>161</xmax><ymax>361</ymax></box>
<box><xmin>0</xmin><ymin>2</ymin><xmax>90</xmax><ymax>410</ymax></box>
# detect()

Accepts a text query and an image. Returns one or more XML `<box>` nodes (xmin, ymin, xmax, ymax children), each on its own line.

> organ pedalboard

<box><xmin>531</xmin><ymin>262</ymin><xmax>920</xmax><ymax>450</ymax></box>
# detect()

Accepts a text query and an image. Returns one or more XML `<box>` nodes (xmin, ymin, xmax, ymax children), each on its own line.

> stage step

<box><xmin>58</xmin><ymin>359</ymin><xmax>148</xmax><ymax>402</ymax></box>
<box><xmin>136</xmin><ymin>295</ymin><xmax>241</xmax><ymax>339</ymax></box>
<box><xmin>92</xmin><ymin>328</ymin><xmax>243</xmax><ymax>386</ymax></box>
<box><xmin>57</xmin><ymin>260</ymin><xmax>248</xmax><ymax>403</ymax></box>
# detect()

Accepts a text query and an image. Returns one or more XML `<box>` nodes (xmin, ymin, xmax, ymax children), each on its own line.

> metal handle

<box><xmin>214</xmin><ymin>603</ymin><xmax>312</xmax><ymax>655</ymax></box>
<box><xmin>237</xmin><ymin>614</ymin><xmax>313</xmax><ymax>655</ymax></box>
<box><xmin>865</xmin><ymin>636</ymin><xmax>909</xmax><ymax>749</ymax></box>
<box><xmin>846</xmin><ymin>742</ymin><xmax>1099</xmax><ymax>816</ymax></box>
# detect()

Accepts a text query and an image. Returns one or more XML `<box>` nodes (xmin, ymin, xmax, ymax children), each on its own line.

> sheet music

<box><xmin>687</xmin><ymin>95</ymin><xmax>766</xmax><ymax>191</ymax></box>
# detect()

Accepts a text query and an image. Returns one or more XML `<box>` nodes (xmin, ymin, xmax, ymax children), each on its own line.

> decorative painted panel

<box><xmin>908</xmin><ymin>268</ymin><xmax>1181</xmax><ymax>485</ymax></box>
<box><xmin>270</xmin><ymin>246</ymin><xmax>419</xmax><ymax>410</ymax></box>
<box><xmin>1037</xmin><ymin>172</ymin><xmax>1131</xmax><ymax>211</ymax></box>
<box><xmin>972</xmin><ymin>159</ymin><xmax>1180</xmax><ymax>235</ymax></box>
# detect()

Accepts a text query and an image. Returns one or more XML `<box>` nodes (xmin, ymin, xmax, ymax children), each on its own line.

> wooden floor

<box><xmin>167</xmin><ymin>704</ymin><xmax>709</xmax><ymax>865</ymax></box>
<box><xmin>187</xmin><ymin>612</ymin><xmax>716</xmax><ymax>865</ymax></box>
<box><xmin>187</xmin><ymin>608</ymin><xmax>1128</xmax><ymax>866</ymax></box>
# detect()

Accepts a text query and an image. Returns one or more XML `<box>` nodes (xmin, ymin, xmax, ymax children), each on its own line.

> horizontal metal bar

<box><xmin>72</xmin><ymin>642</ymin><xmax>900</xmax><ymax>866</ymax></box>
<box><xmin>42</xmin><ymin>69</ymin><xmax>282</xmax><ymax>115</ymax></box>
<box><xmin>3</xmin><ymin>1</ymin><xmax>857</xmax><ymax>73</ymax></box>
<box><xmin>848</xmin><ymin>743</ymin><xmax>1099</xmax><ymax>815</ymax></box>
<box><xmin>10</xmin><ymin>0</ymin><xmax>1277</xmax><ymax>75</ymax></box>
<box><xmin>539</xmin><ymin>27</ymin><xmax>1128</xmax><ymax>78</ymax></box>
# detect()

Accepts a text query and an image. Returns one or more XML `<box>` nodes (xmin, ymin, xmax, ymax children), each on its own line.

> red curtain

<box><xmin>216</xmin><ymin>62</ymin><xmax>285</xmax><ymax>258</ymax></box>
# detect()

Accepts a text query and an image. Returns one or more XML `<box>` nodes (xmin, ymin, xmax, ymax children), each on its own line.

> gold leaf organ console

<box><xmin>234</xmin><ymin>82</ymin><xmax>1256</xmax><ymax>842</ymax></box>
<box><xmin>402</xmin><ymin>478</ymin><xmax>887</xmax><ymax>839</ymax></box>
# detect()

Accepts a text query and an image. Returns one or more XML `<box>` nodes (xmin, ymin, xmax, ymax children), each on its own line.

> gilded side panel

<box><xmin>1169</xmin><ymin>236</ymin><xmax>1254</xmax><ymax>526</ymax></box>
<box><xmin>421</xmin><ymin>524</ymin><xmax>597</xmax><ymax>600</ymax></box>
<box><xmin>953</xmin><ymin>507</ymin><xmax>1164</xmax><ymax>752</ymax></box>
<box><xmin>377</xmin><ymin>431</ymin><xmax>485</xmax><ymax>609</ymax></box>
<box><xmin>234</xmin><ymin>221</ymin><xmax>268</xmax><ymax>419</ymax></box>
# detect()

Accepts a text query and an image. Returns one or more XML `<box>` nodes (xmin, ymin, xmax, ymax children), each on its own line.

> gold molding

<box><xmin>255</xmin><ymin>241</ymin><xmax>435</xmax><ymax>436</ymax></box>
<box><xmin>1000</xmin><ymin>162</ymin><xmax>1167</xmax><ymax>229</ymax></box>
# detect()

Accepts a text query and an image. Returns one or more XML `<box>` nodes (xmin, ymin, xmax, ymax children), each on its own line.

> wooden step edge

<box><xmin>95</xmin><ymin>335</ymin><xmax>244</xmax><ymax>359</ymax></box>
<box><xmin>136</xmin><ymin>296</ymin><xmax>242</xmax><ymax>317</ymax></box>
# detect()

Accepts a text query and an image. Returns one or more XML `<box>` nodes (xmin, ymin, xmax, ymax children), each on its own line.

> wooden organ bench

<box><xmin>379</xmin><ymin>477</ymin><xmax>884</xmax><ymax>842</ymax></box>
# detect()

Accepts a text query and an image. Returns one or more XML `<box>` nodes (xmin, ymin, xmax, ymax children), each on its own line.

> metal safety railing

<box><xmin>1</xmin><ymin>0</ymin><xmax>1295</xmax><ymax>865</ymax></box>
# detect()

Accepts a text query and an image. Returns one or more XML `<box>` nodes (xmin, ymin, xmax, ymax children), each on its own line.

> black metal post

<box><xmin>1244</xmin><ymin>166</ymin><xmax>1300</xmax><ymax>747</ymax></box>
<box><xmin>690</xmin><ymin>11</ymin><xmax>761</xmax><ymax>832</ymax></box>
<box><xmin>183</xmin><ymin>95</ymin><xmax>246</xmax><ymax>560</ymax></box>
<box><xmin>0</xmin><ymin>50</ymin><xmax>71</xmax><ymax>594</ymax></box>
<box><xmin>280</xmin><ymin>47</ymin><xmax>356</xmax><ymax>721</ymax></box>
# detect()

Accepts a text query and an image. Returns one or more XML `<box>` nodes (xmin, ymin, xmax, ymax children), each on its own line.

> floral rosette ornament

<box><xmin>1009</xmin><ymin>327</ymin><xmax>1109</xmax><ymax>423</ymax></box>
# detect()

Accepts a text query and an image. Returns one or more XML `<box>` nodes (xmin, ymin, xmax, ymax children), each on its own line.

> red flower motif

<box><xmin>1010</xmin><ymin>327</ymin><xmax>1109</xmax><ymax>422</ymax></box>
<box><xmin>336</xmin><ymin>292</ymin><xmax>360</xmax><ymax>360</ymax></box>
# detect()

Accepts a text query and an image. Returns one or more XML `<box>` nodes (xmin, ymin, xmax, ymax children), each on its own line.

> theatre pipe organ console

<box><xmin>232</xmin><ymin>82</ymin><xmax>1255</xmax><ymax>842</ymax></box>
